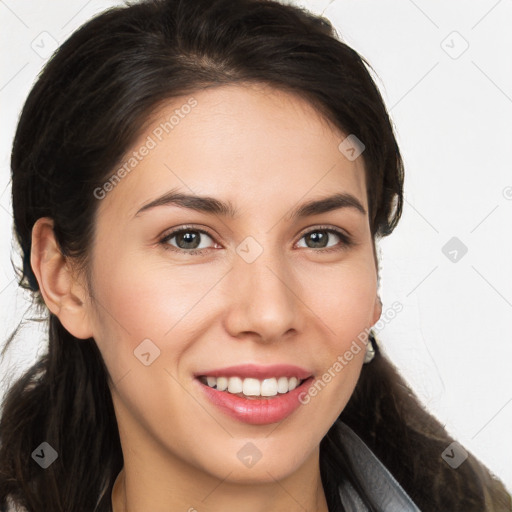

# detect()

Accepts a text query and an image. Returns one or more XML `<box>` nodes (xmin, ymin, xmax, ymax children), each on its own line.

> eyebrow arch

<box><xmin>134</xmin><ymin>189</ymin><xmax>366</xmax><ymax>219</ymax></box>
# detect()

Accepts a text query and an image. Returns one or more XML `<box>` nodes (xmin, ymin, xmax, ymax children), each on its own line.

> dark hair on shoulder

<box><xmin>0</xmin><ymin>0</ymin><xmax>509</xmax><ymax>510</ymax></box>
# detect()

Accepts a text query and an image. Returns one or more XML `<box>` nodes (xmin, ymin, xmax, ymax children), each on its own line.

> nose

<box><xmin>222</xmin><ymin>243</ymin><xmax>305</xmax><ymax>344</ymax></box>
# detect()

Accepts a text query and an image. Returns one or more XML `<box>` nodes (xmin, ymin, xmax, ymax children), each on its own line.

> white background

<box><xmin>1</xmin><ymin>0</ymin><xmax>511</xmax><ymax>491</ymax></box>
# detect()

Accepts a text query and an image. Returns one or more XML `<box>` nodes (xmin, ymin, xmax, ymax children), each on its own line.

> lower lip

<box><xmin>196</xmin><ymin>377</ymin><xmax>315</xmax><ymax>425</ymax></box>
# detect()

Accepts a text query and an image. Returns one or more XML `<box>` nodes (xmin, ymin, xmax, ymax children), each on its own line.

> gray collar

<box><xmin>336</xmin><ymin>421</ymin><xmax>422</xmax><ymax>511</ymax></box>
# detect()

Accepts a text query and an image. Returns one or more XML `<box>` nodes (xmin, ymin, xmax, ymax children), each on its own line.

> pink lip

<box><xmin>195</xmin><ymin>375</ymin><xmax>315</xmax><ymax>425</ymax></box>
<box><xmin>194</xmin><ymin>363</ymin><xmax>312</xmax><ymax>380</ymax></box>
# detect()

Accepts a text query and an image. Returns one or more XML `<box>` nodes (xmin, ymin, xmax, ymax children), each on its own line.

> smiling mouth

<box><xmin>197</xmin><ymin>375</ymin><xmax>308</xmax><ymax>399</ymax></box>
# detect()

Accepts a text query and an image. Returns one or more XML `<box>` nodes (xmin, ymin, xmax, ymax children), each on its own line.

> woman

<box><xmin>0</xmin><ymin>0</ymin><xmax>510</xmax><ymax>510</ymax></box>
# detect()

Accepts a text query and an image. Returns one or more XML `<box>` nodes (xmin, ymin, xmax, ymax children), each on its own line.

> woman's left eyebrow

<box><xmin>133</xmin><ymin>189</ymin><xmax>366</xmax><ymax>219</ymax></box>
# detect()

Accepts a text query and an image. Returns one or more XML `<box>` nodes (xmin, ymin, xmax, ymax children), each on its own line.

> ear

<box><xmin>371</xmin><ymin>295</ymin><xmax>382</xmax><ymax>326</ymax></box>
<box><xmin>30</xmin><ymin>217</ymin><xmax>94</xmax><ymax>339</ymax></box>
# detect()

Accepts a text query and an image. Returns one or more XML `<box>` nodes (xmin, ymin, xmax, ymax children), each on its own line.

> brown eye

<box><xmin>160</xmin><ymin>227</ymin><xmax>216</xmax><ymax>254</ymax></box>
<box><xmin>297</xmin><ymin>227</ymin><xmax>353</xmax><ymax>252</ymax></box>
<box><xmin>303</xmin><ymin>230</ymin><xmax>331</xmax><ymax>249</ymax></box>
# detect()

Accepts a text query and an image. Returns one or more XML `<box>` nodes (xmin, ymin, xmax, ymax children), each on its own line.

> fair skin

<box><xmin>31</xmin><ymin>83</ymin><xmax>382</xmax><ymax>512</ymax></box>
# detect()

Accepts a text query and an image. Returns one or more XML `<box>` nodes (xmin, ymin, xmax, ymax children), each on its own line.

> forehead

<box><xmin>96</xmin><ymin>83</ymin><xmax>368</xmax><ymax>221</ymax></box>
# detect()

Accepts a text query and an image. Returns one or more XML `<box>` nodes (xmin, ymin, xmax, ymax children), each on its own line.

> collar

<box><xmin>336</xmin><ymin>421</ymin><xmax>422</xmax><ymax>511</ymax></box>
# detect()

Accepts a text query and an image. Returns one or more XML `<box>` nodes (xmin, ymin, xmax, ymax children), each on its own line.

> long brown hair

<box><xmin>1</xmin><ymin>0</ymin><xmax>509</xmax><ymax>510</ymax></box>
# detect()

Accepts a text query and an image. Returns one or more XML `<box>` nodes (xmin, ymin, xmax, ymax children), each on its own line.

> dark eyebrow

<box><xmin>290</xmin><ymin>192</ymin><xmax>366</xmax><ymax>219</ymax></box>
<box><xmin>134</xmin><ymin>189</ymin><xmax>238</xmax><ymax>218</ymax></box>
<box><xmin>134</xmin><ymin>189</ymin><xmax>366</xmax><ymax>219</ymax></box>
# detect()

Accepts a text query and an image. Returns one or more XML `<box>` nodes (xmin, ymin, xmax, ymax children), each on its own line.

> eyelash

<box><xmin>158</xmin><ymin>225</ymin><xmax>354</xmax><ymax>256</ymax></box>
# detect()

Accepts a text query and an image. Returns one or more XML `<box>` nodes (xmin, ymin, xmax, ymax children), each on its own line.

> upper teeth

<box><xmin>201</xmin><ymin>376</ymin><xmax>302</xmax><ymax>396</ymax></box>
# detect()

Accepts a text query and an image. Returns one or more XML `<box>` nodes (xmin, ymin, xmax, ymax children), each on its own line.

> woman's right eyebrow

<box><xmin>134</xmin><ymin>189</ymin><xmax>238</xmax><ymax>218</ymax></box>
<box><xmin>133</xmin><ymin>189</ymin><xmax>367</xmax><ymax>220</ymax></box>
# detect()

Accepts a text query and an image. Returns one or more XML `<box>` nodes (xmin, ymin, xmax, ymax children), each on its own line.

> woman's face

<box><xmin>83</xmin><ymin>83</ymin><xmax>381</xmax><ymax>483</ymax></box>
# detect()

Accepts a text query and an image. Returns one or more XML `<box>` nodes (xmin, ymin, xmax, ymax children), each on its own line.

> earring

<box><xmin>363</xmin><ymin>332</ymin><xmax>376</xmax><ymax>364</ymax></box>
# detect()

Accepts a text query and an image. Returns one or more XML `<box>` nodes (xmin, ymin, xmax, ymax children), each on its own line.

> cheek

<box><xmin>87</xmin><ymin>252</ymin><xmax>206</xmax><ymax>446</ymax></box>
<box><xmin>87</xmin><ymin>246</ymin><xmax>228</xmax><ymax>380</ymax></box>
<box><xmin>304</xmin><ymin>257</ymin><xmax>378</xmax><ymax>342</ymax></box>
<box><xmin>298</xmin><ymin>260</ymin><xmax>376</xmax><ymax>413</ymax></box>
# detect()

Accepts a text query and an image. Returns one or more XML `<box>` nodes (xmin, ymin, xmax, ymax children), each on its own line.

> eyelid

<box><xmin>159</xmin><ymin>224</ymin><xmax>354</xmax><ymax>255</ymax></box>
<box><xmin>296</xmin><ymin>224</ymin><xmax>352</xmax><ymax>241</ymax></box>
